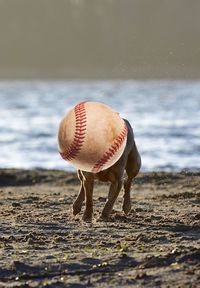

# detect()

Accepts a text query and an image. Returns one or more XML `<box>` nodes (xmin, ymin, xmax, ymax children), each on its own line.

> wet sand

<box><xmin>0</xmin><ymin>169</ymin><xmax>199</xmax><ymax>287</ymax></box>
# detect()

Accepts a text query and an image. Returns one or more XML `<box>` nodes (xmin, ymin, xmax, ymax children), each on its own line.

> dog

<box><xmin>72</xmin><ymin>119</ymin><xmax>141</xmax><ymax>222</ymax></box>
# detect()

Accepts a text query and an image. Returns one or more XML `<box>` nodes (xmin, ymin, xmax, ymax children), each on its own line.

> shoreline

<box><xmin>1</xmin><ymin>168</ymin><xmax>200</xmax><ymax>187</ymax></box>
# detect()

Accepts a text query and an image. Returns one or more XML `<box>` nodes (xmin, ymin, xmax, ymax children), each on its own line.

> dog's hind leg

<box><xmin>100</xmin><ymin>179</ymin><xmax>123</xmax><ymax>221</ymax></box>
<box><xmin>123</xmin><ymin>177</ymin><xmax>132</xmax><ymax>215</ymax></box>
<box><xmin>73</xmin><ymin>170</ymin><xmax>85</xmax><ymax>216</ymax></box>
<box><xmin>123</xmin><ymin>148</ymin><xmax>141</xmax><ymax>214</ymax></box>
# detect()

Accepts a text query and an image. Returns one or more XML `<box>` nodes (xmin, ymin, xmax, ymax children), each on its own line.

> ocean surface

<box><xmin>0</xmin><ymin>80</ymin><xmax>200</xmax><ymax>172</ymax></box>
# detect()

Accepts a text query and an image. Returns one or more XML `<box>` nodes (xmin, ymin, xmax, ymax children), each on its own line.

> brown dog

<box><xmin>72</xmin><ymin>119</ymin><xmax>141</xmax><ymax>222</ymax></box>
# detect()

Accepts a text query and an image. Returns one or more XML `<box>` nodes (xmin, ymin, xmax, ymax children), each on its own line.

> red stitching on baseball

<box><xmin>91</xmin><ymin>122</ymin><xmax>128</xmax><ymax>173</ymax></box>
<box><xmin>60</xmin><ymin>101</ymin><xmax>87</xmax><ymax>161</ymax></box>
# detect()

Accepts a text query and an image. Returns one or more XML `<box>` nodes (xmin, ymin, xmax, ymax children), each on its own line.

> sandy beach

<box><xmin>0</xmin><ymin>169</ymin><xmax>199</xmax><ymax>287</ymax></box>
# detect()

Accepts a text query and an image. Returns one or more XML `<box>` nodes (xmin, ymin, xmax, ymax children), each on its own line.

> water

<box><xmin>0</xmin><ymin>80</ymin><xmax>200</xmax><ymax>172</ymax></box>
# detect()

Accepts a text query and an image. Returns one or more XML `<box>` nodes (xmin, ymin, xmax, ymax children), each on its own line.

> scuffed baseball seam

<box><xmin>60</xmin><ymin>101</ymin><xmax>87</xmax><ymax>161</ymax></box>
<box><xmin>91</xmin><ymin>122</ymin><xmax>128</xmax><ymax>173</ymax></box>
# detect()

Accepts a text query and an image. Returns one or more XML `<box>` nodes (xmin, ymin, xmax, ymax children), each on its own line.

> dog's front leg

<box><xmin>73</xmin><ymin>181</ymin><xmax>85</xmax><ymax>216</ymax></box>
<box><xmin>100</xmin><ymin>180</ymin><xmax>123</xmax><ymax>221</ymax></box>
<box><xmin>82</xmin><ymin>178</ymin><xmax>94</xmax><ymax>222</ymax></box>
<box><xmin>73</xmin><ymin>170</ymin><xmax>85</xmax><ymax>216</ymax></box>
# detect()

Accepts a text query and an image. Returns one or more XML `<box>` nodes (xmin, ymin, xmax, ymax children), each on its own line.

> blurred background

<box><xmin>0</xmin><ymin>0</ymin><xmax>200</xmax><ymax>171</ymax></box>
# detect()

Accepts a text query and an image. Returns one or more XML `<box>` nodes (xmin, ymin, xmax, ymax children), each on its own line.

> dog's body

<box><xmin>73</xmin><ymin>119</ymin><xmax>141</xmax><ymax>221</ymax></box>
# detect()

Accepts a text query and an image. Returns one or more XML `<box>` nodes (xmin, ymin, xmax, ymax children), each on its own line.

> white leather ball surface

<box><xmin>58</xmin><ymin>101</ymin><xmax>127</xmax><ymax>173</ymax></box>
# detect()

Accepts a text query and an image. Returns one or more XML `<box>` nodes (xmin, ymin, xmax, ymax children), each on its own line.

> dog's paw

<box><xmin>122</xmin><ymin>201</ymin><xmax>131</xmax><ymax>215</ymax></box>
<box><xmin>82</xmin><ymin>213</ymin><xmax>93</xmax><ymax>223</ymax></box>
<box><xmin>72</xmin><ymin>202</ymin><xmax>83</xmax><ymax>216</ymax></box>
<box><xmin>96</xmin><ymin>214</ymin><xmax>110</xmax><ymax>222</ymax></box>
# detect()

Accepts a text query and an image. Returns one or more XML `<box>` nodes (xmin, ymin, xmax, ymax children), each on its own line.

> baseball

<box><xmin>58</xmin><ymin>101</ymin><xmax>128</xmax><ymax>173</ymax></box>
